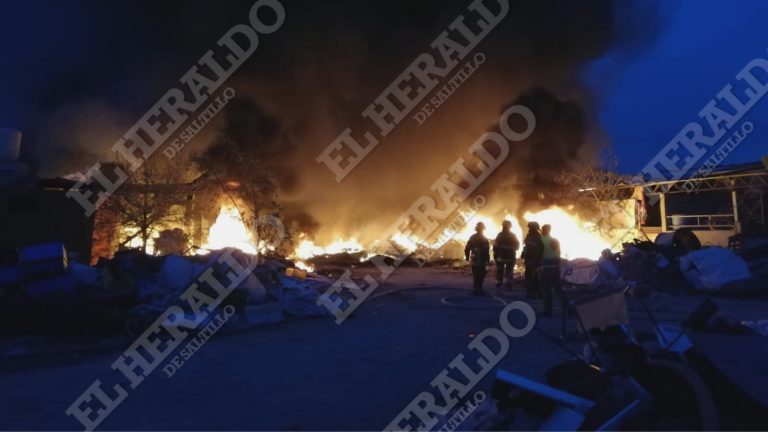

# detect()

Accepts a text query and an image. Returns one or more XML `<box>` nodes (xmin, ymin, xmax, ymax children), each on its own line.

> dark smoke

<box><xmin>476</xmin><ymin>87</ymin><xmax>591</xmax><ymax>216</ymax></box>
<box><xmin>0</xmin><ymin>0</ymin><xmax>662</xmax><ymax>242</ymax></box>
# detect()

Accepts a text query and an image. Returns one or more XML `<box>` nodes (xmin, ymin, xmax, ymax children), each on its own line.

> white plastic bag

<box><xmin>679</xmin><ymin>247</ymin><xmax>752</xmax><ymax>291</ymax></box>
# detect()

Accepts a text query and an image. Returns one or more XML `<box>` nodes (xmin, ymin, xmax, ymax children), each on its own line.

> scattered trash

<box><xmin>555</xmin><ymin>229</ymin><xmax>766</xmax><ymax>296</ymax></box>
<box><xmin>274</xmin><ymin>274</ymin><xmax>332</xmax><ymax>317</ymax></box>
<box><xmin>0</xmin><ymin>242</ymin><xmax>333</xmax><ymax>338</ymax></box>
<box><xmin>679</xmin><ymin>247</ymin><xmax>752</xmax><ymax>291</ymax></box>
<box><xmin>561</xmin><ymin>258</ymin><xmax>600</xmax><ymax>286</ymax></box>
<box><xmin>481</xmin><ymin>295</ymin><xmax>768</xmax><ymax>430</ymax></box>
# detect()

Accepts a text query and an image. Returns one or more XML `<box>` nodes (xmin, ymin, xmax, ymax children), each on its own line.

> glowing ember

<box><xmin>200</xmin><ymin>206</ymin><xmax>257</xmax><ymax>255</ymax></box>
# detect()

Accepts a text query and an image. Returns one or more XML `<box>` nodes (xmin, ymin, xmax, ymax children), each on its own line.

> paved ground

<box><xmin>2</xmin><ymin>267</ymin><xmax>767</xmax><ymax>430</ymax></box>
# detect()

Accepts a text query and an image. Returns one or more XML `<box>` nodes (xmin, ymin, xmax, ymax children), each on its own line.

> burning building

<box><xmin>88</xmin><ymin>170</ymin><xmax>286</xmax><ymax>263</ymax></box>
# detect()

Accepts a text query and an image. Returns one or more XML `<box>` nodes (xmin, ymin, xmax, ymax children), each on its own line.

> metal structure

<box><xmin>666</xmin><ymin>213</ymin><xmax>736</xmax><ymax>231</ymax></box>
<box><xmin>638</xmin><ymin>171</ymin><xmax>768</xmax><ymax>195</ymax></box>
<box><xmin>625</xmin><ymin>165</ymin><xmax>768</xmax><ymax>234</ymax></box>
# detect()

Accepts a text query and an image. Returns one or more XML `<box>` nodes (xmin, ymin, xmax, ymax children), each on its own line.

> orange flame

<box><xmin>199</xmin><ymin>206</ymin><xmax>257</xmax><ymax>255</ymax></box>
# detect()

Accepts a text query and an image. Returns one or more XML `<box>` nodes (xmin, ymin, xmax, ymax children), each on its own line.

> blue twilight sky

<box><xmin>589</xmin><ymin>0</ymin><xmax>768</xmax><ymax>175</ymax></box>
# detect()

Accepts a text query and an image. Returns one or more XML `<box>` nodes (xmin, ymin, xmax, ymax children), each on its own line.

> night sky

<box><xmin>589</xmin><ymin>0</ymin><xmax>768</xmax><ymax>173</ymax></box>
<box><xmin>0</xmin><ymin>0</ymin><xmax>766</xmax><ymax>178</ymax></box>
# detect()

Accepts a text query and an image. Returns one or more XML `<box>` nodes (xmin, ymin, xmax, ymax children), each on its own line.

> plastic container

<box><xmin>654</xmin><ymin>232</ymin><xmax>675</xmax><ymax>248</ymax></box>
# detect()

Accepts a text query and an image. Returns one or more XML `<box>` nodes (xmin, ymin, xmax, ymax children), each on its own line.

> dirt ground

<box><xmin>1</xmin><ymin>266</ymin><xmax>767</xmax><ymax>430</ymax></box>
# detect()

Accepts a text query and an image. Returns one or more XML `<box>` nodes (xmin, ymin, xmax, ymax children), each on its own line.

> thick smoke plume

<box><xmin>0</xmin><ymin>0</ymin><xmax>661</xmax><ymax>243</ymax></box>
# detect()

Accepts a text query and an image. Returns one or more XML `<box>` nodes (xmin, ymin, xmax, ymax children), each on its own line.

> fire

<box><xmin>521</xmin><ymin>207</ymin><xmax>613</xmax><ymax>259</ymax></box>
<box><xmin>197</xmin><ymin>203</ymin><xmax>612</xmax><ymax>271</ymax></box>
<box><xmin>193</xmin><ymin>201</ymin><xmax>615</xmax><ymax>275</ymax></box>
<box><xmin>290</xmin><ymin>237</ymin><xmax>364</xmax><ymax>273</ymax></box>
<box><xmin>293</xmin><ymin>237</ymin><xmax>364</xmax><ymax>260</ymax></box>
<box><xmin>390</xmin><ymin>233</ymin><xmax>422</xmax><ymax>252</ymax></box>
<box><xmin>197</xmin><ymin>204</ymin><xmax>613</xmax><ymax>270</ymax></box>
<box><xmin>459</xmin><ymin>208</ymin><xmax>612</xmax><ymax>259</ymax></box>
<box><xmin>199</xmin><ymin>205</ymin><xmax>257</xmax><ymax>255</ymax></box>
<box><xmin>294</xmin><ymin>261</ymin><xmax>315</xmax><ymax>273</ymax></box>
<box><xmin>455</xmin><ymin>214</ymin><xmax>516</xmax><ymax>245</ymax></box>
<box><xmin>388</xmin><ymin>206</ymin><xmax>614</xmax><ymax>260</ymax></box>
<box><xmin>387</xmin><ymin>213</ymin><xmax>519</xmax><ymax>254</ymax></box>
<box><xmin>120</xmin><ymin>226</ymin><xmax>156</xmax><ymax>255</ymax></box>
<box><xmin>200</xmin><ymin>205</ymin><xmax>368</xmax><ymax>272</ymax></box>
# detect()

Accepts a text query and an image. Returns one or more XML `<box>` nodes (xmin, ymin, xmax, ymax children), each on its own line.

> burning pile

<box><xmin>193</xmin><ymin>202</ymin><xmax>620</xmax><ymax>272</ymax></box>
<box><xmin>198</xmin><ymin>206</ymin><xmax>258</xmax><ymax>255</ymax></box>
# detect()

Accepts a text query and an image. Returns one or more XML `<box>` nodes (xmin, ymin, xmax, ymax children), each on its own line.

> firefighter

<box><xmin>538</xmin><ymin>224</ymin><xmax>564</xmax><ymax>316</ymax></box>
<box><xmin>464</xmin><ymin>222</ymin><xmax>490</xmax><ymax>296</ymax></box>
<box><xmin>493</xmin><ymin>220</ymin><xmax>520</xmax><ymax>289</ymax></box>
<box><xmin>521</xmin><ymin>222</ymin><xmax>543</xmax><ymax>299</ymax></box>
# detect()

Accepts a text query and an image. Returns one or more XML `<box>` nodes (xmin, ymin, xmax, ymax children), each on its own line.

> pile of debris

<box><xmin>731</xmin><ymin>232</ymin><xmax>768</xmax><ymax>280</ymax></box>
<box><xmin>465</xmin><ymin>299</ymin><xmax>768</xmax><ymax>431</ymax></box>
<box><xmin>0</xmin><ymin>243</ymin><xmax>333</xmax><ymax>338</ymax></box>
<box><xmin>561</xmin><ymin>228</ymin><xmax>766</xmax><ymax>296</ymax></box>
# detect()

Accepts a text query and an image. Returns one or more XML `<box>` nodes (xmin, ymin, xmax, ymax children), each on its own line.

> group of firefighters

<box><xmin>464</xmin><ymin>220</ymin><xmax>564</xmax><ymax>316</ymax></box>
